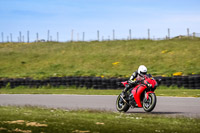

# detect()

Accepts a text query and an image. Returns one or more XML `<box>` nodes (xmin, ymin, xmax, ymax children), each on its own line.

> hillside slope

<box><xmin>0</xmin><ymin>39</ymin><xmax>199</xmax><ymax>79</ymax></box>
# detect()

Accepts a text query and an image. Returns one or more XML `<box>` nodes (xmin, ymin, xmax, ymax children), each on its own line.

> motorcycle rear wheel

<box><xmin>143</xmin><ymin>93</ymin><xmax>157</xmax><ymax>112</ymax></box>
<box><xmin>116</xmin><ymin>94</ymin><xmax>130</xmax><ymax>112</ymax></box>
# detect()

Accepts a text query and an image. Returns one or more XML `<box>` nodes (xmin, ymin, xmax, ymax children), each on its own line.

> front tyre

<box><xmin>116</xmin><ymin>94</ymin><xmax>130</xmax><ymax>112</ymax></box>
<box><xmin>143</xmin><ymin>93</ymin><xmax>157</xmax><ymax>112</ymax></box>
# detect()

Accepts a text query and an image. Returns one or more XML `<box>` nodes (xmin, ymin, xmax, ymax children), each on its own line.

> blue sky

<box><xmin>0</xmin><ymin>0</ymin><xmax>200</xmax><ymax>42</ymax></box>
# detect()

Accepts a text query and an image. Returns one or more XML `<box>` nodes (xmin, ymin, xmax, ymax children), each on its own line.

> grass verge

<box><xmin>0</xmin><ymin>86</ymin><xmax>200</xmax><ymax>97</ymax></box>
<box><xmin>0</xmin><ymin>106</ymin><xmax>200</xmax><ymax>133</ymax></box>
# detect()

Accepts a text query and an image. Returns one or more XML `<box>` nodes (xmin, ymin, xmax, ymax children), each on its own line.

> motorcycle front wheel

<box><xmin>116</xmin><ymin>94</ymin><xmax>130</xmax><ymax>112</ymax></box>
<box><xmin>143</xmin><ymin>93</ymin><xmax>157</xmax><ymax>112</ymax></box>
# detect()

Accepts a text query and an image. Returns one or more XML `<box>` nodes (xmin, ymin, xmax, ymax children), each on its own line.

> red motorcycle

<box><xmin>116</xmin><ymin>75</ymin><xmax>158</xmax><ymax>112</ymax></box>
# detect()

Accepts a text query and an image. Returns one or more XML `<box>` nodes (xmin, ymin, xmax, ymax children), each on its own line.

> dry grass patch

<box><xmin>26</xmin><ymin>122</ymin><xmax>48</xmax><ymax>127</ymax></box>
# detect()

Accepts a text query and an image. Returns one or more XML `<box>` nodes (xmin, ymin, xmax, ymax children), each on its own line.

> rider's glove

<box><xmin>130</xmin><ymin>80</ymin><xmax>139</xmax><ymax>85</ymax></box>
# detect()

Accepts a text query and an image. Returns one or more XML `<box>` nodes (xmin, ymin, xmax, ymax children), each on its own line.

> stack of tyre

<box><xmin>181</xmin><ymin>76</ymin><xmax>200</xmax><ymax>89</ymax></box>
<box><xmin>188</xmin><ymin>76</ymin><xmax>200</xmax><ymax>89</ymax></box>
<box><xmin>87</xmin><ymin>77</ymin><xmax>128</xmax><ymax>89</ymax></box>
<box><xmin>0</xmin><ymin>75</ymin><xmax>199</xmax><ymax>89</ymax></box>
<box><xmin>156</xmin><ymin>75</ymin><xmax>200</xmax><ymax>89</ymax></box>
<box><xmin>0</xmin><ymin>79</ymin><xmax>9</xmax><ymax>88</ymax></box>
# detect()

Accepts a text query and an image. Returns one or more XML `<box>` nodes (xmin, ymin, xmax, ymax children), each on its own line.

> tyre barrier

<box><xmin>0</xmin><ymin>75</ymin><xmax>199</xmax><ymax>89</ymax></box>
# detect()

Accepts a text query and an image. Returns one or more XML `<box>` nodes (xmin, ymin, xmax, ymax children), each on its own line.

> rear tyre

<box><xmin>116</xmin><ymin>94</ymin><xmax>130</xmax><ymax>112</ymax></box>
<box><xmin>143</xmin><ymin>93</ymin><xmax>157</xmax><ymax>112</ymax></box>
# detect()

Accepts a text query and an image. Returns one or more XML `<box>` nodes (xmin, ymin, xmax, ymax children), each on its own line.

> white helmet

<box><xmin>138</xmin><ymin>65</ymin><xmax>147</xmax><ymax>75</ymax></box>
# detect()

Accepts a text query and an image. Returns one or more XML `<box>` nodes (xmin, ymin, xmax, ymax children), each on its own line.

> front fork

<box><xmin>119</xmin><ymin>94</ymin><xmax>129</xmax><ymax>105</ymax></box>
<box><xmin>120</xmin><ymin>91</ymin><xmax>135</xmax><ymax>108</ymax></box>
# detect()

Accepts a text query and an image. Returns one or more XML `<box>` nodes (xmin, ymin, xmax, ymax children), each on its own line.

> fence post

<box><xmin>113</xmin><ymin>29</ymin><xmax>115</xmax><ymax>40</ymax></box>
<box><xmin>148</xmin><ymin>29</ymin><xmax>150</xmax><ymax>40</ymax></box>
<box><xmin>168</xmin><ymin>28</ymin><xmax>170</xmax><ymax>39</ymax></box>
<box><xmin>36</xmin><ymin>33</ymin><xmax>39</xmax><ymax>42</ymax></box>
<box><xmin>82</xmin><ymin>32</ymin><xmax>85</xmax><ymax>41</ymax></box>
<box><xmin>1</xmin><ymin>32</ymin><xmax>4</xmax><ymax>43</ymax></box>
<box><xmin>57</xmin><ymin>32</ymin><xmax>59</xmax><ymax>42</ymax></box>
<box><xmin>129</xmin><ymin>29</ymin><xmax>132</xmax><ymax>40</ymax></box>
<box><xmin>71</xmin><ymin>30</ymin><xmax>73</xmax><ymax>42</ymax></box>
<box><xmin>97</xmin><ymin>30</ymin><xmax>99</xmax><ymax>41</ymax></box>
<box><xmin>47</xmin><ymin>30</ymin><xmax>50</xmax><ymax>42</ymax></box>
<box><xmin>27</xmin><ymin>31</ymin><xmax>29</xmax><ymax>43</ymax></box>
<box><xmin>187</xmin><ymin>28</ymin><xmax>190</xmax><ymax>37</ymax></box>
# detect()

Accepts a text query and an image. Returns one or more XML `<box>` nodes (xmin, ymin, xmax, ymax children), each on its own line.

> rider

<box><xmin>122</xmin><ymin>65</ymin><xmax>153</xmax><ymax>97</ymax></box>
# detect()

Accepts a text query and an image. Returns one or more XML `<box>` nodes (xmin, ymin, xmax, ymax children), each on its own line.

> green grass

<box><xmin>0</xmin><ymin>39</ymin><xmax>200</xmax><ymax>79</ymax></box>
<box><xmin>1</xmin><ymin>86</ymin><xmax>200</xmax><ymax>97</ymax></box>
<box><xmin>0</xmin><ymin>106</ymin><xmax>200</xmax><ymax>133</ymax></box>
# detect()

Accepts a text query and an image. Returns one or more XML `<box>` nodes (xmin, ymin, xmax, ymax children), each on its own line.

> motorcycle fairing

<box><xmin>121</xmin><ymin>81</ymin><xmax>129</xmax><ymax>86</ymax></box>
<box><xmin>131</xmin><ymin>84</ymin><xmax>147</xmax><ymax>107</ymax></box>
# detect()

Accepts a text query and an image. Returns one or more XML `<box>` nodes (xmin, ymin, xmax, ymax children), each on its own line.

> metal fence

<box><xmin>1</xmin><ymin>28</ymin><xmax>199</xmax><ymax>43</ymax></box>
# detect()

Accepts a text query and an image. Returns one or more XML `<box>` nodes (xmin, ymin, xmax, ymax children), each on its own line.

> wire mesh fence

<box><xmin>1</xmin><ymin>28</ymin><xmax>199</xmax><ymax>43</ymax></box>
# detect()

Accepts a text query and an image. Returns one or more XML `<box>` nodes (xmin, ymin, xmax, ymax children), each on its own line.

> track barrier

<box><xmin>0</xmin><ymin>75</ymin><xmax>199</xmax><ymax>89</ymax></box>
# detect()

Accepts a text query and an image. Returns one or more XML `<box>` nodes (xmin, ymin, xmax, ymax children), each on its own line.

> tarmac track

<box><xmin>0</xmin><ymin>94</ymin><xmax>200</xmax><ymax>118</ymax></box>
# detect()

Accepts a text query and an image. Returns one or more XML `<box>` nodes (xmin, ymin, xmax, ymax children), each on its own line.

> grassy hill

<box><xmin>0</xmin><ymin>39</ymin><xmax>199</xmax><ymax>79</ymax></box>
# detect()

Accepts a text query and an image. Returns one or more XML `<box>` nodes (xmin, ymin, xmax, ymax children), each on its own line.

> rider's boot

<box><xmin>128</xmin><ymin>93</ymin><xmax>135</xmax><ymax>105</ymax></box>
<box><xmin>121</xmin><ymin>84</ymin><xmax>131</xmax><ymax>98</ymax></box>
